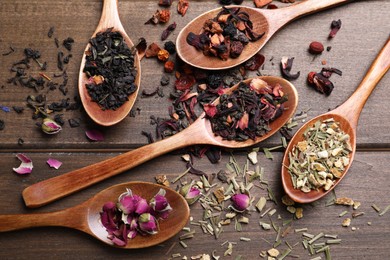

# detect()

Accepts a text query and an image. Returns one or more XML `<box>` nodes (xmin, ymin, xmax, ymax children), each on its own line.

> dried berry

<box><xmin>0</xmin><ymin>119</ymin><xmax>5</xmax><ymax>130</ymax></box>
<box><xmin>164</xmin><ymin>61</ymin><xmax>175</xmax><ymax>73</ymax></box>
<box><xmin>309</xmin><ymin>41</ymin><xmax>324</xmax><ymax>54</ymax></box>
<box><xmin>164</xmin><ymin>41</ymin><xmax>176</xmax><ymax>54</ymax></box>
<box><xmin>157</xmin><ymin>49</ymin><xmax>170</xmax><ymax>62</ymax></box>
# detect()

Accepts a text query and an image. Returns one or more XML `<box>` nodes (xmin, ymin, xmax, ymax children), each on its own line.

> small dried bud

<box><xmin>149</xmin><ymin>189</ymin><xmax>172</xmax><ymax>219</ymax></box>
<box><xmin>41</xmin><ymin>117</ymin><xmax>62</xmax><ymax>134</ymax></box>
<box><xmin>309</xmin><ymin>41</ymin><xmax>324</xmax><ymax>54</ymax></box>
<box><xmin>231</xmin><ymin>193</ymin><xmax>250</xmax><ymax>212</ymax></box>
<box><xmin>138</xmin><ymin>213</ymin><xmax>159</xmax><ymax>235</ymax></box>
<box><xmin>179</xmin><ymin>182</ymin><xmax>201</xmax><ymax>205</ymax></box>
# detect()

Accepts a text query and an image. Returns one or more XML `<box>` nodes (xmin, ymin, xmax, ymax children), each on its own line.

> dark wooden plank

<box><xmin>0</xmin><ymin>150</ymin><xmax>389</xmax><ymax>259</ymax></box>
<box><xmin>0</xmin><ymin>0</ymin><xmax>389</xmax><ymax>150</ymax></box>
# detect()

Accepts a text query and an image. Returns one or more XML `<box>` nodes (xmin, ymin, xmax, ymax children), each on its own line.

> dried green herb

<box><xmin>287</xmin><ymin>118</ymin><xmax>352</xmax><ymax>193</ymax></box>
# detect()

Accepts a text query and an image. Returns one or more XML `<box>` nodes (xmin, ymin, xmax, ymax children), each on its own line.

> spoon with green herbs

<box><xmin>0</xmin><ymin>182</ymin><xmax>189</xmax><ymax>249</ymax></box>
<box><xmin>78</xmin><ymin>0</ymin><xmax>141</xmax><ymax>126</ymax></box>
<box><xmin>176</xmin><ymin>0</ymin><xmax>351</xmax><ymax>70</ymax></box>
<box><xmin>23</xmin><ymin>76</ymin><xmax>298</xmax><ymax>208</ymax></box>
<box><xmin>281</xmin><ymin>38</ymin><xmax>390</xmax><ymax>203</ymax></box>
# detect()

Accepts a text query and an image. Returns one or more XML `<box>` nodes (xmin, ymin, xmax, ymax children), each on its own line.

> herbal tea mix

<box><xmin>204</xmin><ymin>78</ymin><xmax>287</xmax><ymax>141</ymax></box>
<box><xmin>287</xmin><ymin>118</ymin><xmax>352</xmax><ymax>192</ymax></box>
<box><xmin>83</xmin><ymin>28</ymin><xmax>138</xmax><ymax>111</ymax></box>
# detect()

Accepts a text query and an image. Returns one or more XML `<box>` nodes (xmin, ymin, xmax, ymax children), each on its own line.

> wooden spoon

<box><xmin>23</xmin><ymin>76</ymin><xmax>298</xmax><ymax>208</ymax></box>
<box><xmin>1</xmin><ymin>182</ymin><xmax>189</xmax><ymax>249</ymax></box>
<box><xmin>281</xmin><ymin>38</ymin><xmax>390</xmax><ymax>204</ymax></box>
<box><xmin>176</xmin><ymin>0</ymin><xmax>351</xmax><ymax>70</ymax></box>
<box><xmin>78</xmin><ymin>0</ymin><xmax>141</xmax><ymax>126</ymax></box>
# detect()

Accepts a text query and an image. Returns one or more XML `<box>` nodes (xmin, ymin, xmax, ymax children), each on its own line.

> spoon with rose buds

<box><xmin>0</xmin><ymin>182</ymin><xmax>189</xmax><ymax>249</ymax></box>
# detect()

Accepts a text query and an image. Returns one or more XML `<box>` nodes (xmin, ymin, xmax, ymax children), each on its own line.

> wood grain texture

<box><xmin>0</xmin><ymin>0</ymin><xmax>389</xmax><ymax>259</ymax></box>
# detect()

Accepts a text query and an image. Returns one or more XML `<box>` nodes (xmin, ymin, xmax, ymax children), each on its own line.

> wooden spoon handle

<box><xmin>267</xmin><ymin>0</ymin><xmax>351</xmax><ymax>33</ymax></box>
<box><xmin>96</xmin><ymin>0</ymin><xmax>122</xmax><ymax>31</ymax></box>
<box><xmin>0</xmin><ymin>210</ymin><xmax>76</xmax><ymax>232</ymax></box>
<box><xmin>22</xmin><ymin>125</ymin><xmax>206</xmax><ymax>208</ymax></box>
<box><xmin>334</xmin><ymin>38</ymin><xmax>390</xmax><ymax>126</ymax></box>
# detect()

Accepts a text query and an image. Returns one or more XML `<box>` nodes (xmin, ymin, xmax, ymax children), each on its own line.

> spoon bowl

<box><xmin>23</xmin><ymin>75</ymin><xmax>298</xmax><ymax>208</ymax></box>
<box><xmin>281</xmin><ymin>38</ymin><xmax>390</xmax><ymax>203</ymax></box>
<box><xmin>78</xmin><ymin>0</ymin><xmax>141</xmax><ymax>126</ymax></box>
<box><xmin>1</xmin><ymin>182</ymin><xmax>189</xmax><ymax>249</ymax></box>
<box><xmin>176</xmin><ymin>0</ymin><xmax>351</xmax><ymax>70</ymax></box>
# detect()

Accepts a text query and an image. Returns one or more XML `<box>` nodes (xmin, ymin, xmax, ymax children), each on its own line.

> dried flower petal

<box><xmin>86</xmin><ymin>129</ymin><xmax>104</xmax><ymax>141</ymax></box>
<box><xmin>280</xmin><ymin>57</ymin><xmax>300</xmax><ymax>80</ymax></box>
<box><xmin>13</xmin><ymin>153</ymin><xmax>33</xmax><ymax>175</ymax></box>
<box><xmin>46</xmin><ymin>158</ymin><xmax>62</xmax><ymax>169</ymax></box>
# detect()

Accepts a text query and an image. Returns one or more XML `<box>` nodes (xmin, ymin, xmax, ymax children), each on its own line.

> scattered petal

<box><xmin>13</xmin><ymin>153</ymin><xmax>33</xmax><ymax>175</ymax></box>
<box><xmin>86</xmin><ymin>129</ymin><xmax>104</xmax><ymax>141</ymax></box>
<box><xmin>47</xmin><ymin>158</ymin><xmax>62</xmax><ymax>169</ymax></box>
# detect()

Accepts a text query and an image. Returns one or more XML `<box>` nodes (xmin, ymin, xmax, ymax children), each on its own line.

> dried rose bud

<box><xmin>135</xmin><ymin>197</ymin><xmax>150</xmax><ymax>214</ymax></box>
<box><xmin>138</xmin><ymin>213</ymin><xmax>159</xmax><ymax>235</ymax></box>
<box><xmin>149</xmin><ymin>189</ymin><xmax>172</xmax><ymax>219</ymax></box>
<box><xmin>117</xmin><ymin>191</ymin><xmax>139</xmax><ymax>214</ymax></box>
<box><xmin>41</xmin><ymin>117</ymin><xmax>62</xmax><ymax>134</ymax></box>
<box><xmin>179</xmin><ymin>182</ymin><xmax>201</xmax><ymax>205</ymax></box>
<box><xmin>117</xmin><ymin>188</ymin><xmax>150</xmax><ymax>215</ymax></box>
<box><xmin>231</xmin><ymin>193</ymin><xmax>250</xmax><ymax>212</ymax></box>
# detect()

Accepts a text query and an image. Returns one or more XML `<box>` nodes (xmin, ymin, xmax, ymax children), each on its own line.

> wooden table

<box><xmin>0</xmin><ymin>0</ymin><xmax>389</xmax><ymax>259</ymax></box>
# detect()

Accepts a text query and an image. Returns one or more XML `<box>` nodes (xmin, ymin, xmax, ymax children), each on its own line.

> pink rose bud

<box><xmin>179</xmin><ymin>182</ymin><xmax>201</xmax><ymax>205</ymax></box>
<box><xmin>41</xmin><ymin>117</ymin><xmax>62</xmax><ymax>134</ymax></box>
<box><xmin>231</xmin><ymin>193</ymin><xmax>250</xmax><ymax>212</ymax></box>
<box><xmin>117</xmin><ymin>192</ymin><xmax>139</xmax><ymax>214</ymax></box>
<box><xmin>138</xmin><ymin>213</ymin><xmax>159</xmax><ymax>235</ymax></box>
<box><xmin>135</xmin><ymin>198</ymin><xmax>150</xmax><ymax>215</ymax></box>
<box><xmin>150</xmin><ymin>189</ymin><xmax>172</xmax><ymax>212</ymax></box>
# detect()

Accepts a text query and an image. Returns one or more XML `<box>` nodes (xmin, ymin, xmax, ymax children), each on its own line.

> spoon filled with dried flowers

<box><xmin>1</xmin><ymin>182</ymin><xmax>189</xmax><ymax>248</ymax></box>
<box><xmin>281</xmin><ymin>38</ymin><xmax>390</xmax><ymax>203</ymax></box>
<box><xmin>23</xmin><ymin>76</ymin><xmax>298</xmax><ymax>208</ymax></box>
<box><xmin>78</xmin><ymin>0</ymin><xmax>141</xmax><ymax>126</ymax></box>
<box><xmin>176</xmin><ymin>0</ymin><xmax>352</xmax><ymax>70</ymax></box>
